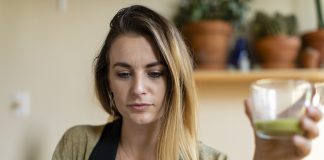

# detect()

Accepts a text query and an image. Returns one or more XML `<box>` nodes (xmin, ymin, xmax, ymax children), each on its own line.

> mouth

<box><xmin>127</xmin><ymin>103</ymin><xmax>152</xmax><ymax>111</ymax></box>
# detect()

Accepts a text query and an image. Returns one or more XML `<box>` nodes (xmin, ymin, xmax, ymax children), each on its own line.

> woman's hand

<box><xmin>244</xmin><ymin>99</ymin><xmax>323</xmax><ymax>160</ymax></box>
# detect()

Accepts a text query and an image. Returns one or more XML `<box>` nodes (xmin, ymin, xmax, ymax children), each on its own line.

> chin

<box><xmin>129</xmin><ymin>115</ymin><xmax>159</xmax><ymax>125</ymax></box>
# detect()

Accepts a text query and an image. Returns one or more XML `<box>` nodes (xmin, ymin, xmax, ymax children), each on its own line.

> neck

<box><xmin>118</xmin><ymin>119</ymin><xmax>161</xmax><ymax>160</ymax></box>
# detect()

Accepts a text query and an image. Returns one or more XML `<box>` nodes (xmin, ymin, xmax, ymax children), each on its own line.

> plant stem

<box><xmin>315</xmin><ymin>0</ymin><xmax>324</xmax><ymax>28</ymax></box>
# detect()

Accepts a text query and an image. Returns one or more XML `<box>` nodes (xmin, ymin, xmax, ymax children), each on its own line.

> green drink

<box><xmin>251</xmin><ymin>79</ymin><xmax>312</xmax><ymax>139</ymax></box>
<box><xmin>254</xmin><ymin>118</ymin><xmax>303</xmax><ymax>138</ymax></box>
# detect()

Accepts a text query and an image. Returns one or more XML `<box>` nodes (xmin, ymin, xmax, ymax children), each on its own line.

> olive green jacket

<box><xmin>52</xmin><ymin>122</ymin><xmax>229</xmax><ymax>160</ymax></box>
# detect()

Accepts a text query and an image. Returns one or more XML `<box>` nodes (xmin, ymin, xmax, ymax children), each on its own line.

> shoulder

<box><xmin>63</xmin><ymin>124</ymin><xmax>105</xmax><ymax>141</ymax></box>
<box><xmin>198</xmin><ymin>142</ymin><xmax>230</xmax><ymax>160</ymax></box>
<box><xmin>52</xmin><ymin>124</ymin><xmax>105</xmax><ymax>160</ymax></box>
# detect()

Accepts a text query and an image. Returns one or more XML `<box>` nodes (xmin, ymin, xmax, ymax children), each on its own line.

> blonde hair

<box><xmin>94</xmin><ymin>5</ymin><xmax>199</xmax><ymax>160</ymax></box>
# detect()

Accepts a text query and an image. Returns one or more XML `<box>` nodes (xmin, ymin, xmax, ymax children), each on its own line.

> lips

<box><xmin>127</xmin><ymin>103</ymin><xmax>152</xmax><ymax>111</ymax></box>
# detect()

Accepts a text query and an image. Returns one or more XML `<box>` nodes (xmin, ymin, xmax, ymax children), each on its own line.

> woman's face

<box><xmin>108</xmin><ymin>33</ymin><xmax>167</xmax><ymax>125</ymax></box>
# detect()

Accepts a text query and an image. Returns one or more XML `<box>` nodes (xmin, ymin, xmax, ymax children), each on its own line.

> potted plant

<box><xmin>173</xmin><ymin>0</ymin><xmax>251</xmax><ymax>69</ymax></box>
<box><xmin>301</xmin><ymin>0</ymin><xmax>324</xmax><ymax>67</ymax></box>
<box><xmin>250</xmin><ymin>11</ymin><xmax>300</xmax><ymax>68</ymax></box>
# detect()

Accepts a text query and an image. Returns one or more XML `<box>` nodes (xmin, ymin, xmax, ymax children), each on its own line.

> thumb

<box><xmin>244</xmin><ymin>98</ymin><xmax>260</xmax><ymax>142</ymax></box>
<box><xmin>244</xmin><ymin>98</ymin><xmax>254</xmax><ymax>129</ymax></box>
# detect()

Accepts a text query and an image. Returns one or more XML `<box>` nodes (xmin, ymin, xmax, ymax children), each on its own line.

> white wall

<box><xmin>0</xmin><ymin>0</ymin><xmax>322</xmax><ymax>160</ymax></box>
<box><xmin>197</xmin><ymin>82</ymin><xmax>255</xmax><ymax>160</ymax></box>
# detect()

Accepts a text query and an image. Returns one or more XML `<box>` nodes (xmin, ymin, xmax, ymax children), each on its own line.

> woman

<box><xmin>52</xmin><ymin>5</ymin><xmax>322</xmax><ymax>160</ymax></box>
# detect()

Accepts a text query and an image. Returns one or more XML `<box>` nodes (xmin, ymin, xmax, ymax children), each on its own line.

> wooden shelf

<box><xmin>194</xmin><ymin>69</ymin><xmax>324</xmax><ymax>83</ymax></box>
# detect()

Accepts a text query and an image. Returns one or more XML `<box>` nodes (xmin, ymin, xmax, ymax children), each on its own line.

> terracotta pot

<box><xmin>300</xmin><ymin>47</ymin><xmax>321</xmax><ymax>68</ymax></box>
<box><xmin>182</xmin><ymin>20</ymin><xmax>233</xmax><ymax>70</ymax></box>
<box><xmin>254</xmin><ymin>35</ymin><xmax>301</xmax><ymax>68</ymax></box>
<box><xmin>302</xmin><ymin>29</ymin><xmax>324</xmax><ymax>65</ymax></box>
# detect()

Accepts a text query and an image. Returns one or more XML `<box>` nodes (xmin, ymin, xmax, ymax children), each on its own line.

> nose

<box><xmin>131</xmin><ymin>73</ymin><xmax>146</xmax><ymax>96</ymax></box>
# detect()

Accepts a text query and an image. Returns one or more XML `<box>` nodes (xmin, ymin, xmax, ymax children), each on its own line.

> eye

<box><xmin>148</xmin><ymin>71</ymin><xmax>164</xmax><ymax>78</ymax></box>
<box><xmin>116</xmin><ymin>71</ymin><xmax>131</xmax><ymax>79</ymax></box>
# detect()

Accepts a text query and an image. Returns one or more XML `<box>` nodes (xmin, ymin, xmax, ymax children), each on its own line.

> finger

<box><xmin>293</xmin><ymin>135</ymin><xmax>311</xmax><ymax>158</ymax></box>
<box><xmin>301</xmin><ymin>117</ymin><xmax>319</xmax><ymax>139</ymax></box>
<box><xmin>306</xmin><ymin>107</ymin><xmax>323</xmax><ymax>123</ymax></box>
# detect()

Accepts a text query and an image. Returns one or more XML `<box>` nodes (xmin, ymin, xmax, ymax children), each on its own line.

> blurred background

<box><xmin>0</xmin><ymin>0</ymin><xmax>323</xmax><ymax>160</ymax></box>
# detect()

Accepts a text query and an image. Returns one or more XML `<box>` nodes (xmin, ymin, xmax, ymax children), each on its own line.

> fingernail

<box><xmin>294</xmin><ymin>135</ymin><xmax>310</xmax><ymax>147</ymax></box>
<box><xmin>302</xmin><ymin>118</ymin><xmax>312</xmax><ymax>128</ymax></box>
<box><xmin>293</xmin><ymin>135</ymin><xmax>303</xmax><ymax>146</ymax></box>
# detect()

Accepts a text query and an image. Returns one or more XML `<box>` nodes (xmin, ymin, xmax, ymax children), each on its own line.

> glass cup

<box><xmin>250</xmin><ymin>79</ymin><xmax>313</xmax><ymax>139</ymax></box>
<box><xmin>313</xmin><ymin>82</ymin><xmax>324</xmax><ymax>107</ymax></box>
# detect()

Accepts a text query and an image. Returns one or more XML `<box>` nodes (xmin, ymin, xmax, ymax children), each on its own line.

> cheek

<box><xmin>109</xmin><ymin>78</ymin><xmax>128</xmax><ymax>107</ymax></box>
<box><xmin>111</xmin><ymin>84</ymin><xmax>127</xmax><ymax>101</ymax></box>
<box><xmin>156</xmin><ymin>78</ymin><xmax>167</xmax><ymax>102</ymax></box>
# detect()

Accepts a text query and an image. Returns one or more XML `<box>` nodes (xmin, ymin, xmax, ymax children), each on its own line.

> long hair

<box><xmin>94</xmin><ymin>5</ymin><xmax>199</xmax><ymax>160</ymax></box>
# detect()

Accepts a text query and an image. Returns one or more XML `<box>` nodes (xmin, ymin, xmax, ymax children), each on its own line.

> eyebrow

<box><xmin>113</xmin><ymin>61</ymin><xmax>164</xmax><ymax>68</ymax></box>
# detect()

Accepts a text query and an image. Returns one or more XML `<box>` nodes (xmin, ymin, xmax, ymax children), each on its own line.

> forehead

<box><xmin>109</xmin><ymin>33</ymin><xmax>161</xmax><ymax>65</ymax></box>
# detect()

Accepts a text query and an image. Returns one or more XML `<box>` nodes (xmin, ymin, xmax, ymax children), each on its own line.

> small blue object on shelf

<box><xmin>229</xmin><ymin>37</ymin><xmax>251</xmax><ymax>71</ymax></box>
